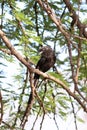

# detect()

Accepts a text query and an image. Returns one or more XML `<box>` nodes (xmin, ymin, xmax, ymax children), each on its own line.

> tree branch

<box><xmin>0</xmin><ymin>48</ymin><xmax>11</xmax><ymax>55</ymax></box>
<box><xmin>36</xmin><ymin>0</ymin><xmax>71</xmax><ymax>41</ymax></box>
<box><xmin>21</xmin><ymin>73</ymin><xmax>35</xmax><ymax>129</ymax></box>
<box><xmin>63</xmin><ymin>0</ymin><xmax>87</xmax><ymax>38</ymax></box>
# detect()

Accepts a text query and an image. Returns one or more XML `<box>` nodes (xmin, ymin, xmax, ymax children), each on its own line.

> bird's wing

<box><xmin>36</xmin><ymin>57</ymin><xmax>46</xmax><ymax>69</ymax></box>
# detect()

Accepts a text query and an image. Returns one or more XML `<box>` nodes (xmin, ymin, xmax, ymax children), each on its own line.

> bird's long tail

<box><xmin>34</xmin><ymin>73</ymin><xmax>40</xmax><ymax>87</ymax></box>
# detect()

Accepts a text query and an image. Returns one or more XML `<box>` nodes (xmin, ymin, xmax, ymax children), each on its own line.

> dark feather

<box><xmin>28</xmin><ymin>46</ymin><xmax>56</xmax><ymax>106</ymax></box>
<box><xmin>34</xmin><ymin>46</ymin><xmax>56</xmax><ymax>86</ymax></box>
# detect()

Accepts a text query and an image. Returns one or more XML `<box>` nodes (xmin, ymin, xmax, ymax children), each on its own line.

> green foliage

<box><xmin>0</xmin><ymin>0</ymin><xmax>87</xmax><ymax>130</ymax></box>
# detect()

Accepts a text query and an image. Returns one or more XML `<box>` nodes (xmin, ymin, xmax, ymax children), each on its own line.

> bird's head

<box><xmin>39</xmin><ymin>46</ymin><xmax>52</xmax><ymax>55</ymax></box>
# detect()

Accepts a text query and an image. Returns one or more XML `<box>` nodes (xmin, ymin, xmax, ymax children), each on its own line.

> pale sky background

<box><xmin>25</xmin><ymin>112</ymin><xmax>87</xmax><ymax>130</ymax></box>
<box><xmin>0</xmin><ymin>0</ymin><xmax>87</xmax><ymax>130</ymax></box>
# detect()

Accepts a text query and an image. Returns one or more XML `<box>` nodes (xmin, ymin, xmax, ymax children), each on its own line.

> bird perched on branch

<box><xmin>34</xmin><ymin>45</ymin><xmax>56</xmax><ymax>87</ymax></box>
<box><xmin>28</xmin><ymin>45</ymin><xmax>56</xmax><ymax>105</ymax></box>
<box><xmin>22</xmin><ymin>46</ymin><xmax>56</xmax><ymax>122</ymax></box>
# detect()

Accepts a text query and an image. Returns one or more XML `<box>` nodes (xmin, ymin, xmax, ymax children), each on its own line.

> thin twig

<box><xmin>0</xmin><ymin>1</ymin><xmax>4</xmax><ymax>29</ymax></box>
<box><xmin>13</xmin><ymin>68</ymin><xmax>29</xmax><ymax>127</ymax></box>
<box><xmin>52</xmin><ymin>93</ymin><xmax>59</xmax><ymax>130</ymax></box>
<box><xmin>34</xmin><ymin>1</ymin><xmax>40</xmax><ymax>36</ymax></box>
<box><xmin>69</xmin><ymin>96</ymin><xmax>78</xmax><ymax>130</ymax></box>
<box><xmin>35</xmin><ymin>90</ymin><xmax>46</xmax><ymax>114</ymax></box>
<box><xmin>40</xmin><ymin>114</ymin><xmax>45</xmax><ymax>130</ymax></box>
<box><xmin>2</xmin><ymin>121</ymin><xmax>13</xmax><ymax>129</ymax></box>
<box><xmin>0</xmin><ymin>48</ymin><xmax>11</xmax><ymax>55</ymax></box>
<box><xmin>0</xmin><ymin>90</ymin><xmax>3</xmax><ymax>124</ymax></box>
<box><xmin>31</xmin><ymin>108</ymin><xmax>41</xmax><ymax>130</ymax></box>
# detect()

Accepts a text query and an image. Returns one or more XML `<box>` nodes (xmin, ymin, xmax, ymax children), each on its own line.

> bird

<box><xmin>28</xmin><ymin>45</ymin><xmax>56</xmax><ymax>105</ymax></box>
<box><xmin>34</xmin><ymin>45</ymin><xmax>56</xmax><ymax>87</ymax></box>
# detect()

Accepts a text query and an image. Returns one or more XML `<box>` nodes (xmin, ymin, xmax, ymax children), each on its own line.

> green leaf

<box><xmin>48</xmin><ymin>72</ymin><xmax>69</xmax><ymax>87</ymax></box>
<box><xmin>77</xmin><ymin>117</ymin><xmax>85</xmax><ymax>123</ymax></box>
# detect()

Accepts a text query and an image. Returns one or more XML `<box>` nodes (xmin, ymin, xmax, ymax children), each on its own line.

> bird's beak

<box><xmin>38</xmin><ymin>48</ymin><xmax>43</xmax><ymax>55</ymax></box>
<box><xmin>39</xmin><ymin>50</ymin><xmax>43</xmax><ymax>55</ymax></box>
